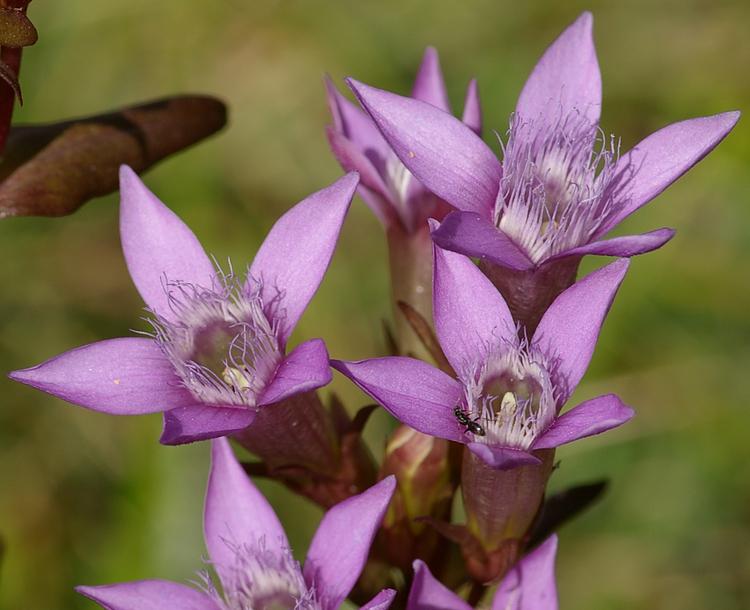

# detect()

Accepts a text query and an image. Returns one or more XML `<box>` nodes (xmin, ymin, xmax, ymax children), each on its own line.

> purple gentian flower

<box><xmin>408</xmin><ymin>536</ymin><xmax>558</xmax><ymax>610</ymax></box>
<box><xmin>77</xmin><ymin>438</ymin><xmax>397</xmax><ymax>610</ymax></box>
<box><xmin>332</xmin><ymin>241</ymin><xmax>634</xmax><ymax>470</ymax></box>
<box><xmin>10</xmin><ymin>167</ymin><xmax>359</xmax><ymax>445</ymax></box>
<box><xmin>326</xmin><ymin>46</ymin><xmax>480</xmax><ymax>234</ymax></box>
<box><xmin>345</xmin><ymin>13</ymin><xmax>739</xmax><ymax>317</ymax></box>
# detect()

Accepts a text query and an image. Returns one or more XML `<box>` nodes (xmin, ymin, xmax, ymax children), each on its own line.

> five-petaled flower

<box><xmin>332</xmin><ymin>240</ymin><xmax>634</xmax><ymax>470</ymax></box>
<box><xmin>346</xmin><ymin>12</ymin><xmax>739</xmax><ymax>290</ymax></box>
<box><xmin>77</xmin><ymin>438</ymin><xmax>397</xmax><ymax>610</ymax></box>
<box><xmin>409</xmin><ymin>536</ymin><xmax>559</xmax><ymax>610</ymax></box>
<box><xmin>326</xmin><ymin>47</ymin><xmax>480</xmax><ymax>234</ymax></box>
<box><xmin>9</xmin><ymin>166</ymin><xmax>359</xmax><ymax>445</ymax></box>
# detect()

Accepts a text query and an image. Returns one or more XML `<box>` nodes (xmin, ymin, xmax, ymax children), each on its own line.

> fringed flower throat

<box><xmin>148</xmin><ymin>269</ymin><xmax>283</xmax><ymax>407</ymax></box>
<box><xmin>460</xmin><ymin>339</ymin><xmax>556</xmax><ymax>451</ymax></box>
<box><xmin>495</xmin><ymin>111</ymin><xmax>621</xmax><ymax>263</ymax></box>
<box><xmin>203</xmin><ymin>540</ymin><xmax>321</xmax><ymax>610</ymax></box>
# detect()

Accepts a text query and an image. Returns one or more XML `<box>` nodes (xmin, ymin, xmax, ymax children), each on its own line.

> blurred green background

<box><xmin>0</xmin><ymin>1</ymin><xmax>748</xmax><ymax>608</ymax></box>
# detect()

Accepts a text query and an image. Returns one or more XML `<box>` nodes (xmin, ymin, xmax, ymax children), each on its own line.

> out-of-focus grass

<box><xmin>0</xmin><ymin>1</ymin><xmax>748</xmax><ymax>608</ymax></box>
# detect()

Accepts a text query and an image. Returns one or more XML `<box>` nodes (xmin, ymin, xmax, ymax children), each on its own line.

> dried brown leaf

<box><xmin>0</xmin><ymin>94</ymin><xmax>228</xmax><ymax>218</ymax></box>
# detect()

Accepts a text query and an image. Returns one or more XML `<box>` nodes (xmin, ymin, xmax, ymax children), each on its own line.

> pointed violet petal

<box><xmin>532</xmin><ymin>394</ymin><xmax>634</xmax><ymax>450</ymax></box>
<box><xmin>516</xmin><ymin>12</ymin><xmax>601</xmax><ymax>127</ymax></box>
<box><xmin>325</xmin><ymin>126</ymin><xmax>392</xmax><ymax>207</ymax></box>
<box><xmin>159</xmin><ymin>405</ymin><xmax>255</xmax><ymax>445</ymax></box>
<box><xmin>548</xmin><ymin>228</ymin><xmax>675</xmax><ymax>261</ymax></box>
<box><xmin>432</xmin><ymin>211</ymin><xmax>535</xmax><ymax>271</ymax></box>
<box><xmin>492</xmin><ymin>535</ymin><xmax>559</xmax><ymax>610</ymax></box>
<box><xmin>249</xmin><ymin>172</ymin><xmax>358</xmax><ymax>344</ymax></box>
<box><xmin>76</xmin><ymin>580</ymin><xmax>219</xmax><ymax>610</ymax></box>
<box><xmin>362</xmin><ymin>589</ymin><xmax>397</xmax><ymax>610</ymax></box>
<box><xmin>433</xmin><ymin>240</ymin><xmax>518</xmax><ymax>375</ymax></box>
<box><xmin>467</xmin><ymin>443</ymin><xmax>542</xmax><ymax>470</ymax></box>
<box><xmin>411</xmin><ymin>47</ymin><xmax>451</xmax><ymax>112</ymax></box>
<box><xmin>331</xmin><ymin>358</ymin><xmax>464</xmax><ymax>443</ymax></box>
<box><xmin>9</xmin><ymin>338</ymin><xmax>191</xmax><ymax>415</ymax></box>
<box><xmin>325</xmin><ymin>77</ymin><xmax>390</xmax><ymax>165</ymax></box>
<box><xmin>119</xmin><ymin>166</ymin><xmax>216</xmax><ymax>322</ymax></box>
<box><xmin>532</xmin><ymin>259</ymin><xmax>629</xmax><ymax>404</ymax></box>
<box><xmin>258</xmin><ymin>338</ymin><xmax>332</xmax><ymax>406</ymax></box>
<box><xmin>347</xmin><ymin>78</ymin><xmax>501</xmax><ymax>216</ymax></box>
<box><xmin>205</xmin><ymin>438</ymin><xmax>289</xmax><ymax>586</ymax></box>
<box><xmin>461</xmin><ymin>78</ymin><xmax>482</xmax><ymax>136</ymax></box>
<box><xmin>304</xmin><ymin>476</ymin><xmax>396</xmax><ymax>610</ymax></box>
<box><xmin>408</xmin><ymin>560</ymin><xmax>472</xmax><ymax>610</ymax></box>
<box><xmin>600</xmin><ymin>111</ymin><xmax>740</xmax><ymax>234</ymax></box>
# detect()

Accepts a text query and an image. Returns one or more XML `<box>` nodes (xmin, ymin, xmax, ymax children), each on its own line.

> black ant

<box><xmin>453</xmin><ymin>406</ymin><xmax>486</xmax><ymax>436</ymax></box>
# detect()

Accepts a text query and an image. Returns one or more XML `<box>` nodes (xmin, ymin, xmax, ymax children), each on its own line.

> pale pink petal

<box><xmin>204</xmin><ymin>438</ymin><xmax>288</xmax><ymax>586</ymax></box>
<box><xmin>461</xmin><ymin>78</ymin><xmax>482</xmax><ymax>136</ymax></box>
<box><xmin>249</xmin><ymin>173</ymin><xmax>358</xmax><ymax>344</ymax></box>
<box><xmin>9</xmin><ymin>338</ymin><xmax>190</xmax><ymax>415</ymax></box>
<box><xmin>516</xmin><ymin>12</ymin><xmax>601</xmax><ymax>127</ymax></box>
<box><xmin>492</xmin><ymin>536</ymin><xmax>558</xmax><ymax>610</ymax></box>
<box><xmin>119</xmin><ymin>166</ymin><xmax>216</xmax><ymax>321</ymax></box>
<box><xmin>331</xmin><ymin>357</ymin><xmax>465</xmax><ymax>443</ymax></box>
<box><xmin>347</xmin><ymin>79</ymin><xmax>501</xmax><ymax>216</ymax></box>
<box><xmin>411</xmin><ymin>47</ymin><xmax>451</xmax><ymax>112</ymax></box>
<box><xmin>257</xmin><ymin>339</ymin><xmax>332</xmax><ymax>406</ymax></box>
<box><xmin>304</xmin><ymin>477</ymin><xmax>396</xmax><ymax>610</ymax></box>
<box><xmin>408</xmin><ymin>560</ymin><xmax>472</xmax><ymax>610</ymax></box>
<box><xmin>76</xmin><ymin>580</ymin><xmax>219</xmax><ymax>610</ymax></box>
<box><xmin>532</xmin><ymin>259</ymin><xmax>629</xmax><ymax>404</ymax></box>
<box><xmin>600</xmin><ymin>111</ymin><xmax>740</xmax><ymax>234</ymax></box>
<box><xmin>532</xmin><ymin>394</ymin><xmax>634</xmax><ymax>450</ymax></box>
<box><xmin>160</xmin><ymin>406</ymin><xmax>255</xmax><ymax>445</ymax></box>
<box><xmin>433</xmin><ymin>241</ymin><xmax>517</xmax><ymax>375</ymax></box>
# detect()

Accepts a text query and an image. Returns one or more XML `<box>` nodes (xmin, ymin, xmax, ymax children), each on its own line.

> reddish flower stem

<box><xmin>0</xmin><ymin>0</ymin><xmax>31</xmax><ymax>154</ymax></box>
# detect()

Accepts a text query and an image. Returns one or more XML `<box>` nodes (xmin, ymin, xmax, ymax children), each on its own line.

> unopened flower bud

<box><xmin>378</xmin><ymin>426</ymin><xmax>454</xmax><ymax>571</ymax></box>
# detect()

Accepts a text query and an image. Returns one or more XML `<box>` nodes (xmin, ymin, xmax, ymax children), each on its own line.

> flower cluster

<box><xmin>8</xmin><ymin>10</ymin><xmax>738</xmax><ymax>609</ymax></box>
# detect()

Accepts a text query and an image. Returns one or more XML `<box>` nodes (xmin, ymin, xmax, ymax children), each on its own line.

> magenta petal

<box><xmin>461</xmin><ymin>78</ymin><xmax>482</xmax><ymax>136</ymax></box>
<box><xmin>548</xmin><ymin>228</ymin><xmax>675</xmax><ymax>261</ymax></box>
<box><xmin>600</xmin><ymin>111</ymin><xmax>740</xmax><ymax>233</ymax></box>
<box><xmin>304</xmin><ymin>476</ymin><xmax>396</xmax><ymax>610</ymax></box>
<box><xmin>347</xmin><ymin>78</ymin><xmax>502</xmax><ymax>216</ymax></box>
<box><xmin>361</xmin><ymin>589</ymin><xmax>397</xmax><ymax>610</ymax></box>
<box><xmin>205</xmin><ymin>438</ymin><xmax>288</xmax><ymax>585</ymax></box>
<box><xmin>258</xmin><ymin>339</ymin><xmax>332</xmax><ymax>406</ymax></box>
<box><xmin>119</xmin><ymin>166</ymin><xmax>216</xmax><ymax>321</ymax></box>
<box><xmin>331</xmin><ymin>358</ymin><xmax>464</xmax><ymax>443</ymax></box>
<box><xmin>532</xmin><ymin>259</ymin><xmax>629</xmax><ymax>404</ymax></box>
<box><xmin>160</xmin><ymin>405</ymin><xmax>255</xmax><ymax>445</ymax></box>
<box><xmin>408</xmin><ymin>560</ymin><xmax>472</xmax><ymax>610</ymax></box>
<box><xmin>249</xmin><ymin>173</ymin><xmax>358</xmax><ymax>344</ymax></box>
<box><xmin>516</xmin><ymin>12</ymin><xmax>601</xmax><ymax>127</ymax></box>
<box><xmin>411</xmin><ymin>47</ymin><xmax>451</xmax><ymax>112</ymax></box>
<box><xmin>532</xmin><ymin>394</ymin><xmax>634</xmax><ymax>450</ymax></box>
<box><xmin>467</xmin><ymin>443</ymin><xmax>541</xmax><ymax>470</ymax></box>
<box><xmin>326</xmin><ymin>127</ymin><xmax>392</xmax><ymax>205</ymax></box>
<box><xmin>76</xmin><ymin>580</ymin><xmax>219</xmax><ymax>610</ymax></box>
<box><xmin>326</xmin><ymin>77</ymin><xmax>390</xmax><ymax>164</ymax></box>
<box><xmin>433</xmin><ymin>240</ymin><xmax>517</xmax><ymax>374</ymax></box>
<box><xmin>432</xmin><ymin>211</ymin><xmax>535</xmax><ymax>270</ymax></box>
<box><xmin>9</xmin><ymin>338</ymin><xmax>191</xmax><ymax>415</ymax></box>
<box><xmin>492</xmin><ymin>536</ymin><xmax>558</xmax><ymax>610</ymax></box>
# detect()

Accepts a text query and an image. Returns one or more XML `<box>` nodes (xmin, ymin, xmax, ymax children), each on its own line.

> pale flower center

<box><xmin>149</xmin><ymin>271</ymin><xmax>283</xmax><ymax>407</ymax></box>
<box><xmin>494</xmin><ymin>111</ymin><xmax>620</xmax><ymax>264</ymax></box>
<box><xmin>461</xmin><ymin>345</ymin><xmax>556</xmax><ymax>450</ymax></box>
<box><xmin>202</xmin><ymin>540</ymin><xmax>320</xmax><ymax>610</ymax></box>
